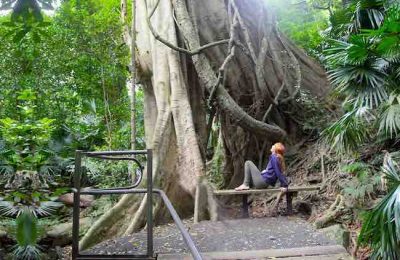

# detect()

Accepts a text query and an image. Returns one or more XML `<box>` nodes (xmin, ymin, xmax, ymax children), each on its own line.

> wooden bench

<box><xmin>213</xmin><ymin>186</ymin><xmax>321</xmax><ymax>218</ymax></box>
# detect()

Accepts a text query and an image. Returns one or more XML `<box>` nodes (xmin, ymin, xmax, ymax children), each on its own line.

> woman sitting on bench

<box><xmin>235</xmin><ymin>142</ymin><xmax>289</xmax><ymax>192</ymax></box>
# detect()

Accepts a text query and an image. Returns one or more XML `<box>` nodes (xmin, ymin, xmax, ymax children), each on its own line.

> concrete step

<box><xmin>158</xmin><ymin>245</ymin><xmax>352</xmax><ymax>260</ymax></box>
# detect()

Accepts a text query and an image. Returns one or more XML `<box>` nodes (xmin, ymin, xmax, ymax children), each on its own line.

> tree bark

<box><xmin>80</xmin><ymin>0</ymin><xmax>329</xmax><ymax>248</ymax></box>
<box><xmin>186</xmin><ymin>0</ymin><xmax>328</xmax><ymax>187</ymax></box>
<box><xmin>130</xmin><ymin>0</ymin><xmax>136</xmax><ymax>151</ymax></box>
<box><xmin>80</xmin><ymin>0</ymin><xmax>205</xmax><ymax>249</ymax></box>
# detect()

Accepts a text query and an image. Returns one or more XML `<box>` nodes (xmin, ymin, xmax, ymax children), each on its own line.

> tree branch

<box><xmin>144</xmin><ymin>0</ymin><xmax>229</xmax><ymax>56</ymax></box>
<box><xmin>208</xmin><ymin>11</ymin><xmax>238</xmax><ymax>107</ymax></box>
<box><xmin>262</xmin><ymin>78</ymin><xmax>286</xmax><ymax>122</ymax></box>
<box><xmin>231</xmin><ymin>0</ymin><xmax>257</xmax><ymax>63</ymax></box>
<box><xmin>172</xmin><ymin>0</ymin><xmax>286</xmax><ymax>139</ymax></box>
<box><xmin>231</xmin><ymin>0</ymin><xmax>275</xmax><ymax>105</ymax></box>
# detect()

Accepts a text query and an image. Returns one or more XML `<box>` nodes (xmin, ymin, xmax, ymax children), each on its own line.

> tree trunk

<box><xmin>185</xmin><ymin>0</ymin><xmax>328</xmax><ymax>187</ymax></box>
<box><xmin>79</xmin><ymin>0</ymin><xmax>205</xmax><ymax>249</ymax></box>
<box><xmin>80</xmin><ymin>0</ymin><xmax>328</xmax><ymax>249</ymax></box>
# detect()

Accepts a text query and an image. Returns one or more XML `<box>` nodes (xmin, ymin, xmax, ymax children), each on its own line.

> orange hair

<box><xmin>273</xmin><ymin>142</ymin><xmax>286</xmax><ymax>171</ymax></box>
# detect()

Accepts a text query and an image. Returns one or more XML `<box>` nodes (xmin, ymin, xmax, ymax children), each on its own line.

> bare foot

<box><xmin>234</xmin><ymin>184</ymin><xmax>250</xmax><ymax>191</ymax></box>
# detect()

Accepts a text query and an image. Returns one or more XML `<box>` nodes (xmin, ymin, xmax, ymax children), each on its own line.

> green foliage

<box><xmin>207</xmin><ymin>131</ymin><xmax>225</xmax><ymax>188</ymax></box>
<box><xmin>266</xmin><ymin>0</ymin><xmax>329</xmax><ymax>57</ymax></box>
<box><xmin>322</xmin><ymin>107</ymin><xmax>370</xmax><ymax>153</ymax></box>
<box><xmin>378</xmin><ymin>93</ymin><xmax>400</xmax><ymax>138</ymax></box>
<box><xmin>358</xmin><ymin>154</ymin><xmax>400</xmax><ymax>259</ymax></box>
<box><xmin>323</xmin><ymin>2</ymin><xmax>400</xmax><ymax>153</ymax></box>
<box><xmin>0</xmin><ymin>89</ymin><xmax>55</xmax><ymax>171</ymax></box>
<box><xmin>12</xmin><ymin>210</ymin><xmax>41</xmax><ymax>260</ymax></box>
<box><xmin>0</xmin><ymin>0</ymin><xmax>143</xmax><ymax>257</ymax></box>
<box><xmin>0</xmin><ymin>191</ymin><xmax>63</xmax><ymax>218</ymax></box>
<box><xmin>341</xmin><ymin>162</ymin><xmax>381</xmax><ymax>204</ymax></box>
<box><xmin>0</xmin><ymin>0</ymin><xmax>132</xmax><ymax>152</ymax></box>
<box><xmin>327</xmin><ymin>0</ymin><xmax>387</xmax><ymax>37</ymax></box>
<box><xmin>82</xmin><ymin>159</ymin><xmax>141</xmax><ymax>189</ymax></box>
<box><xmin>0</xmin><ymin>0</ymin><xmax>55</xmax><ymax>43</ymax></box>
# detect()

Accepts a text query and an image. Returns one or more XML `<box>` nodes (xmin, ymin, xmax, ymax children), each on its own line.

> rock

<box><xmin>46</xmin><ymin>217</ymin><xmax>92</xmax><ymax>246</ymax></box>
<box><xmin>58</xmin><ymin>193</ymin><xmax>95</xmax><ymax>208</ymax></box>
<box><xmin>80</xmin><ymin>195</ymin><xmax>114</xmax><ymax>218</ymax></box>
<box><xmin>320</xmin><ymin>224</ymin><xmax>350</xmax><ymax>249</ymax></box>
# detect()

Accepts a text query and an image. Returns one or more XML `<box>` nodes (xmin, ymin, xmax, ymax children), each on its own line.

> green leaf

<box><xmin>16</xmin><ymin>210</ymin><xmax>38</xmax><ymax>246</ymax></box>
<box><xmin>358</xmin><ymin>154</ymin><xmax>400</xmax><ymax>259</ymax></box>
<box><xmin>322</xmin><ymin>108</ymin><xmax>369</xmax><ymax>153</ymax></box>
<box><xmin>2</xmin><ymin>21</ymin><xmax>16</xmax><ymax>27</ymax></box>
<box><xmin>377</xmin><ymin>36</ymin><xmax>398</xmax><ymax>53</ymax></box>
<box><xmin>36</xmin><ymin>21</ymin><xmax>52</xmax><ymax>27</ymax></box>
<box><xmin>32</xmin><ymin>31</ymin><xmax>41</xmax><ymax>43</ymax></box>
<box><xmin>12</xmin><ymin>28</ymin><xmax>30</xmax><ymax>43</ymax></box>
<box><xmin>379</xmin><ymin>94</ymin><xmax>400</xmax><ymax>138</ymax></box>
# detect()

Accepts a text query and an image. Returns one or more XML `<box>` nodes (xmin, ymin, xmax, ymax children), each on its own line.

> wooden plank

<box><xmin>158</xmin><ymin>245</ymin><xmax>350</xmax><ymax>260</ymax></box>
<box><xmin>213</xmin><ymin>185</ymin><xmax>320</xmax><ymax>196</ymax></box>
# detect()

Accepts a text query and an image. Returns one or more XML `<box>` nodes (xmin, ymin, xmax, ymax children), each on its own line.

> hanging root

<box><xmin>194</xmin><ymin>178</ymin><xmax>219</xmax><ymax>223</ymax></box>
<box><xmin>249</xmin><ymin>189</ymin><xmax>287</xmax><ymax>217</ymax></box>
<box><xmin>273</xmin><ymin>191</ymin><xmax>285</xmax><ymax>211</ymax></box>
<box><xmin>314</xmin><ymin>194</ymin><xmax>347</xmax><ymax>229</ymax></box>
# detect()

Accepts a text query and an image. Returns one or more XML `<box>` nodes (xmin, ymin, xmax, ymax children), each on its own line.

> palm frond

<box><xmin>0</xmin><ymin>199</ymin><xmax>62</xmax><ymax>218</ymax></box>
<box><xmin>329</xmin><ymin>8</ymin><xmax>353</xmax><ymax>35</ymax></box>
<box><xmin>31</xmin><ymin>201</ymin><xmax>63</xmax><ymax>218</ymax></box>
<box><xmin>12</xmin><ymin>210</ymin><xmax>41</xmax><ymax>260</ymax></box>
<box><xmin>15</xmin><ymin>210</ymin><xmax>38</xmax><ymax>246</ymax></box>
<box><xmin>378</xmin><ymin>94</ymin><xmax>400</xmax><ymax>138</ymax></box>
<box><xmin>0</xmin><ymin>163</ymin><xmax>14</xmax><ymax>176</ymax></box>
<box><xmin>322</xmin><ymin>108</ymin><xmax>369</xmax><ymax>153</ymax></box>
<box><xmin>12</xmin><ymin>245</ymin><xmax>41</xmax><ymax>260</ymax></box>
<box><xmin>0</xmin><ymin>200</ymin><xmax>19</xmax><ymax>217</ymax></box>
<box><xmin>352</xmin><ymin>0</ymin><xmax>385</xmax><ymax>30</ymax></box>
<box><xmin>396</xmin><ymin>66</ymin><xmax>400</xmax><ymax>79</ymax></box>
<box><xmin>325</xmin><ymin>36</ymin><xmax>371</xmax><ymax>66</ymax></box>
<box><xmin>358</xmin><ymin>154</ymin><xmax>400</xmax><ymax>259</ymax></box>
<box><xmin>328</xmin><ymin>64</ymin><xmax>388</xmax><ymax>108</ymax></box>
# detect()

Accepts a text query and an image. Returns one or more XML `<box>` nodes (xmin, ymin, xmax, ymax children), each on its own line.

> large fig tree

<box><xmin>80</xmin><ymin>0</ymin><xmax>328</xmax><ymax>249</ymax></box>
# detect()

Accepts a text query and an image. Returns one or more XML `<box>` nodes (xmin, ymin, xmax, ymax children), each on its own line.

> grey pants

<box><xmin>243</xmin><ymin>160</ymin><xmax>269</xmax><ymax>189</ymax></box>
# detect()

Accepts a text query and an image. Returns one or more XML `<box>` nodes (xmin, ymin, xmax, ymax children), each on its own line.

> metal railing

<box><xmin>71</xmin><ymin>149</ymin><xmax>202</xmax><ymax>260</ymax></box>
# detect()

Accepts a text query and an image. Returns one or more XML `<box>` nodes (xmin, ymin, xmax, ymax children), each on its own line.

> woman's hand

<box><xmin>280</xmin><ymin>187</ymin><xmax>288</xmax><ymax>193</ymax></box>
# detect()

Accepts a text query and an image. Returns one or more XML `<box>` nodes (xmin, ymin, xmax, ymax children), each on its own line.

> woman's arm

<box><xmin>272</xmin><ymin>155</ymin><xmax>288</xmax><ymax>187</ymax></box>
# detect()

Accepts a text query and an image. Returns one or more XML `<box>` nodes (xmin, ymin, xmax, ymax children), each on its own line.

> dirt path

<box><xmin>84</xmin><ymin>216</ymin><xmax>336</xmax><ymax>256</ymax></box>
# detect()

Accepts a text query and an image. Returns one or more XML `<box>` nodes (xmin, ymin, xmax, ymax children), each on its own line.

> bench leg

<box><xmin>286</xmin><ymin>193</ymin><xmax>293</xmax><ymax>215</ymax></box>
<box><xmin>242</xmin><ymin>194</ymin><xmax>249</xmax><ymax>218</ymax></box>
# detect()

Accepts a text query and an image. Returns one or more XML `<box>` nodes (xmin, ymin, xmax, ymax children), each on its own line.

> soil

<box><xmin>78</xmin><ymin>216</ymin><xmax>336</xmax><ymax>257</ymax></box>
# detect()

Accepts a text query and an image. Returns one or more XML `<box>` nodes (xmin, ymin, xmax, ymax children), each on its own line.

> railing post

<box><xmin>72</xmin><ymin>150</ymin><xmax>82</xmax><ymax>260</ymax></box>
<box><xmin>242</xmin><ymin>194</ymin><xmax>249</xmax><ymax>218</ymax></box>
<box><xmin>147</xmin><ymin>149</ymin><xmax>153</xmax><ymax>257</ymax></box>
<box><xmin>286</xmin><ymin>192</ymin><xmax>293</xmax><ymax>215</ymax></box>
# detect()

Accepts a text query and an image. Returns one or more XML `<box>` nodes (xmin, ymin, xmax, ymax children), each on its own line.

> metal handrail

<box><xmin>80</xmin><ymin>188</ymin><xmax>203</xmax><ymax>260</ymax></box>
<box><xmin>72</xmin><ymin>149</ymin><xmax>203</xmax><ymax>260</ymax></box>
